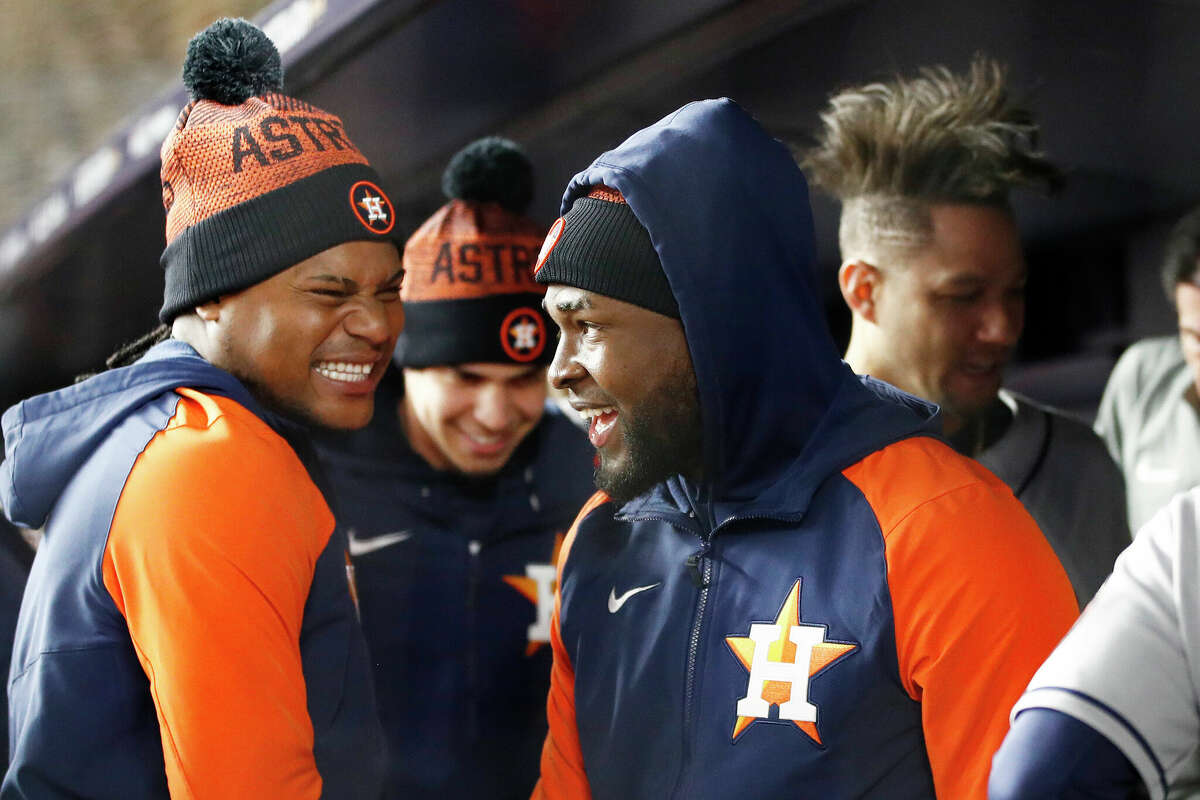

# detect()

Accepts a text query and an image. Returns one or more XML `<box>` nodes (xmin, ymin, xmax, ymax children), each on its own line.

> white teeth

<box><xmin>578</xmin><ymin>406</ymin><xmax>617</xmax><ymax>421</ymax></box>
<box><xmin>467</xmin><ymin>434</ymin><xmax>503</xmax><ymax>446</ymax></box>
<box><xmin>315</xmin><ymin>361</ymin><xmax>373</xmax><ymax>383</ymax></box>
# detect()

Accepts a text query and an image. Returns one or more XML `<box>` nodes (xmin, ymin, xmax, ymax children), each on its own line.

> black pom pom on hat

<box><xmin>441</xmin><ymin>136</ymin><xmax>534</xmax><ymax>214</ymax></box>
<box><xmin>182</xmin><ymin>17</ymin><xmax>284</xmax><ymax>105</ymax></box>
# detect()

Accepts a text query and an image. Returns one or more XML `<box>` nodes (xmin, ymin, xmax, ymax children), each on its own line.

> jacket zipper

<box><xmin>466</xmin><ymin>538</ymin><xmax>483</xmax><ymax>741</ymax></box>
<box><xmin>673</xmin><ymin>534</ymin><xmax>713</xmax><ymax>800</ymax></box>
<box><xmin>617</xmin><ymin>501</ymin><xmax>801</xmax><ymax>797</ymax></box>
<box><xmin>630</xmin><ymin>501</ymin><xmax>712</xmax><ymax>800</ymax></box>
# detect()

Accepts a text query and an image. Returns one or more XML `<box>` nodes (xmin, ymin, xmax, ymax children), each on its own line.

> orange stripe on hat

<box><xmin>401</xmin><ymin>200</ymin><xmax>547</xmax><ymax>303</ymax></box>
<box><xmin>586</xmin><ymin>185</ymin><xmax>626</xmax><ymax>203</ymax></box>
<box><xmin>162</xmin><ymin>94</ymin><xmax>370</xmax><ymax>245</ymax></box>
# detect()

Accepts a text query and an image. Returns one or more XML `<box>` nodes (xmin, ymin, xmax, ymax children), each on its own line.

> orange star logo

<box><xmin>502</xmin><ymin>532</ymin><xmax>565</xmax><ymax>656</ymax></box>
<box><xmin>725</xmin><ymin>579</ymin><xmax>857</xmax><ymax>745</ymax></box>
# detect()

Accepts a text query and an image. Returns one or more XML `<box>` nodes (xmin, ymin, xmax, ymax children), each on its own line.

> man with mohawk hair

<box><xmin>803</xmin><ymin>57</ymin><xmax>1129</xmax><ymax>606</ymax></box>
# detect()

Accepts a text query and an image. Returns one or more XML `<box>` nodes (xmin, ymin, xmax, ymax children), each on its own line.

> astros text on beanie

<box><xmin>395</xmin><ymin>136</ymin><xmax>553</xmax><ymax>367</ymax></box>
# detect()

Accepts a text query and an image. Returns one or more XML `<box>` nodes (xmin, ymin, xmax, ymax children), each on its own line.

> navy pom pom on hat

<box><xmin>394</xmin><ymin>137</ymin><xmax>554</xmax><ymax>368</ymax></box>
<box><xmin>158</xmin><ymin>17</ymin><xmax>398</xmax><ymax>323</ymax></box>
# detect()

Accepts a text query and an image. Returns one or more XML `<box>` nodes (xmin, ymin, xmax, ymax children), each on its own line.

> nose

<box><xmin>547</xmin><ymin>335</ymin><xmax>584</xmax><ymax>390</ymax></box>
<box><xmin>344</xmin><ymin>298</ymin><xmax>401</xmax><ymax>347</ymax></box>
<box><xmin>978</xmin><ymin>297</ymin><xmax>1023</xmax><ymax>347</ymax></box>
<box><xmin>474</xmin><ymin>383</ymin><xmax>514</xmax><ymax>432</ymax></box>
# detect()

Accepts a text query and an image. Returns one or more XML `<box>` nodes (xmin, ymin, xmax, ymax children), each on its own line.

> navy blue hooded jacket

<box><xmin>313</xmin><ymin>370</ymin><xmax>594</xmax><ymax>799</ymax></box>
<box><xmin>0</xmin><ymin>340</ymin><xmax>384</xmax><ymax>799</ymax></box>
<box><xmin>532</xmin><ymin>99</ymin><xmax>1078</xmax><ymax>799</ymax></box>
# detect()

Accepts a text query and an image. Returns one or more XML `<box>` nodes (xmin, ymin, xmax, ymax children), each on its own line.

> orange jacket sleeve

<box><xmin>844</xmin><ymin>438</ymin><xmax>1078</xmax><ymax>800</ymax></box>
<box><xmin>531</xmin><ymin>492</ymin><xmax>609</xmax><ymax>800</ymax></box>
<box><xmin>102</xmin><ymin>390</ymin><xmax>331</xmax><ymax>799</ymax></box>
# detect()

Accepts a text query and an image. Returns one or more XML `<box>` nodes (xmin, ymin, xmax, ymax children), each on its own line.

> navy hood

<box><xmin>1</xmin><ymin>340</ymin><xmax>259</xmax><ymax>529</ymax></box>
<box><xmin>556</xmin><ymin>98</ymin><xmax>939</xmax><ymax>511</ymax></box>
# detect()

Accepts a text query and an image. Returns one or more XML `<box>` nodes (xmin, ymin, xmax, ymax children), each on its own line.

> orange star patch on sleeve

<box><xmin>725</xmin><ymin>579</ymin><xmax>857</xmax><ymax>745</ymax></box>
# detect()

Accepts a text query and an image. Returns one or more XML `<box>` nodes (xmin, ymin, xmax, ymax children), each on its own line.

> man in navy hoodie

<box><xmin>0</xmin><ymin>19</ymin><xmax>397</xmax><ymax>798</ymax></box>
<box><xmin>529</xmin><ymin>99</ymin><xmax>1078</xmax><ymax>799</ymax></box>
<box><xmin>314</xmin><ymin>137</ymin><xmax>594</xmax><ymax>799</ymax></box>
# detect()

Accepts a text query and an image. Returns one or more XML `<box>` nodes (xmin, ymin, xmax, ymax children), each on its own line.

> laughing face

<box><xmin>197</xmin><ymin>240</ymin><xmax>406</xmax><ymax>430</ymax></box>
<box><xmin>853</xmin><ymin>204</ymin><xmax>1025</xmax><ymax>435</ymax></box>
<box><xmin>544</xmin><ymin>285</ymin><xmax>702</xmax><ymax>504</ymax></box>
<box><xmin>400</xmin><ymin>362</ymin><xmax>548</xmax><ymax>476</ymax></box>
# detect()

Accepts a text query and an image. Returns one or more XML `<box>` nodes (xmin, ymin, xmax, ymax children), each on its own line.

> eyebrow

<box><xmin>545</xmin><ymin>295</ymin><xmax>593</xmax><ymax>313</ymax></box>
<box><xmin>307</xmin><ymin>268</ymin><xmax>406</xmax><ymax>292</ymax></box>
<box><xmin>310</xmin><ymin>275</ymin><xmax>356</xmax><ymax>291</ymax></box>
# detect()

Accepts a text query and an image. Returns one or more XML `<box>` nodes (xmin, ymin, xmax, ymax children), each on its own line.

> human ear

<box><xmin>194</xmin><ymin>299</ymin><xmax>222</xmax><ymax>322</ymax></box>
<box><xmin>838</xmin><ymin>260</ymin><xmax>880</xmax><ymax>324</ymax></box>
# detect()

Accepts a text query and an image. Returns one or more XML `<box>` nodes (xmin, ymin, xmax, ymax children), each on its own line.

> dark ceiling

<box><xmin>1</xmin><ymin>0</ymin><xmax>1195</xmax><ymax>416</ymax></box>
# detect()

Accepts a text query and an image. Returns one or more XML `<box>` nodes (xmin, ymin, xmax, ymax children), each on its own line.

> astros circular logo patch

<box><xmin>501</xmin><ymin>307</ymin><xmax>546</xmax><ymax>362</ymax></box>
<box><xmin>349</xmin><ymin>180</ymin><xmax>395</xmax><ymax>235</ymax></box>
<box><xmin>534</xmin><ymin>217</ymin><xmax>566</xmax><ymax>275</ymax></box>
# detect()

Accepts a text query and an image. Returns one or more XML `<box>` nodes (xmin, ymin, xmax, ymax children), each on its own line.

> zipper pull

<box><xmin>685</xmin><ymin>552</ymin><xmax>709</xmax><ymax>588</ymax></box>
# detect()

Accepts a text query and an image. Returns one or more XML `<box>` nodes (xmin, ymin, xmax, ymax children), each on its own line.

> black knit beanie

<box><xmin>394</xmin><ymin>137</ymin><xmax>552</xmax><ymax>368</ymax></box>
<box><xmin>534</xmin><ymin>185</ymin><xmax>679</xmax><ymax>318</ymax></box>
<box><xmin>157</xmin><ymin>18</ymin><xmax>399</xmax><ymax>323</ymax></box>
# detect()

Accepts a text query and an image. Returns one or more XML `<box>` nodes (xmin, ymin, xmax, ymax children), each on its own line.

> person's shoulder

<box><xmin>842</xmin><ymin>434</ymin><xmax>1009</xmax><ymax>526</ymax></box>
<box><xmin>135</xmin><ymin>388</ymin><xmax>320</xmax><ymax>508</ymax></box>
<box><xmin>1005</xmin><ymin>391</ymin><xmax>1113</xmax><ymax>454</ymax></box>
<box><xmin>842</xmin><ymin>433</ymin><xmax>1061</xmax><ymax>574</ymax></box>
<box><xmin>171</xmin><ymin>389</ymin><xmax>296</xmax><ymax>456</ymax></box>
<box><xmin>1127</xmin><ymin>334</ymin><xmax>1181</xmax><ymax>360</ymax></box>
<box><xmin>1115</xmin><ymin>335</ymin><xmax>1183</xmax><ymax>380</ymax></box>
<box><xmin>105</xmin><ymin>389</ymin><xmax>332</xmax><ymax>572</ymax></box>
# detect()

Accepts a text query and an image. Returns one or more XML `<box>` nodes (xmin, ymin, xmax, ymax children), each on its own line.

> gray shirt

<box><xmin>977</xmin><ymin>390</ymin><xmax>1130</xmax><ymax>606</ymax></box>
<box><xmin>1095</xmin><ymin>336</ymin><xmax>1200</xmax><ymax>532</ymax></box>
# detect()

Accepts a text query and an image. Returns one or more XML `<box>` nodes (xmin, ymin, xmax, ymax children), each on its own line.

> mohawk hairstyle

<box><xmin>802</xmin><ymin>56</ymin><xmax>1063</xmax><ymax>262</ymax></box>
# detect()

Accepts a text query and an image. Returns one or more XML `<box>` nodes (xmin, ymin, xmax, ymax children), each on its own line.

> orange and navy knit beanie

<box><xmin>394</xmin><ymin>137</ymin><xmax>553</xmax><ymax>367</ymax></box>
<box><xmin>533</xmin><ymin>185</ymin><xmax>679</xmax><ymax>318</ymax></box>
<box><xmin>157</xmin><ymin>18</ymin><xmax>399</xmax><ymax>323</ymax></box>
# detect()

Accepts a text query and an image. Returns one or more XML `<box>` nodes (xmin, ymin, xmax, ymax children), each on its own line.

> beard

<box><xmin>595</xmin><ymin>361</ymin><xmax>704</xmax><ymax>505</ymax></box>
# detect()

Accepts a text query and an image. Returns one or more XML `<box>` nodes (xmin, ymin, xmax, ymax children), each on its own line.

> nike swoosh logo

<box><xmin>607</xmin><ymin>582</ymin><xmax>662</xmax><ymax>613</ymax></box>
<box><xmin>346</xmin><ymin>528</ymin><xmax>413</xmax><ymax>557</ymax></box>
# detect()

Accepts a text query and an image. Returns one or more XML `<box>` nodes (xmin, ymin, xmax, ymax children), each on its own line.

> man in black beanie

<box><xmin>530</xmin><ymin>99</ymin><xmax>1077</xmax><ymax>799</ymax></box>
<box><xmin>313</xmin><ymin>137</ymin><xmax>594</xmax><ymax>799</ymax></box>
<box><xmin>1</xmin><ymin>19</ymin><xmax>400</xmax><ymax>798</ymax></box>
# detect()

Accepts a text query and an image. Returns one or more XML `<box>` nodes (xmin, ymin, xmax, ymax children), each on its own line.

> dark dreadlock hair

<box><xmin>75</xmin><ymin>325</ymin><xmax>171</xmax><ymax>383</ymax></box>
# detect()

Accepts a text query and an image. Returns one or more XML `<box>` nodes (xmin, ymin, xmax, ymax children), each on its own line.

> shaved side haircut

<box><xmin>802</xmin><ymin>56</ymin><xmax>1063</xmax><ymax>265</ymax></box>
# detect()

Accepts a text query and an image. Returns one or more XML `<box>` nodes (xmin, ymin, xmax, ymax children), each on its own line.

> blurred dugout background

<box><xmin>1</xmin><ymin>0</ymin><xmax>1196</xmax><ymax>439</ymax></box>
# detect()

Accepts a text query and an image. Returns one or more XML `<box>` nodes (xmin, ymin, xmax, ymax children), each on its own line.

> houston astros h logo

<box><xmin>501</xmin><ymin>307</ymin><xmax>546</xmax><ymax>362</ymax></box>
<box><xmin>725</xmin><ymin>579</ymin><xmax>857</xmax><ymax>745</ymax></box>
<box><xmin>349</xmin><ymin>180</ymin><xmax>395</xmax><ymax>234</ymax></box>
<box><xmin>502</xmin><ymin>532</ymin><xmax>565</xmax><ymax>656</ymax></box>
